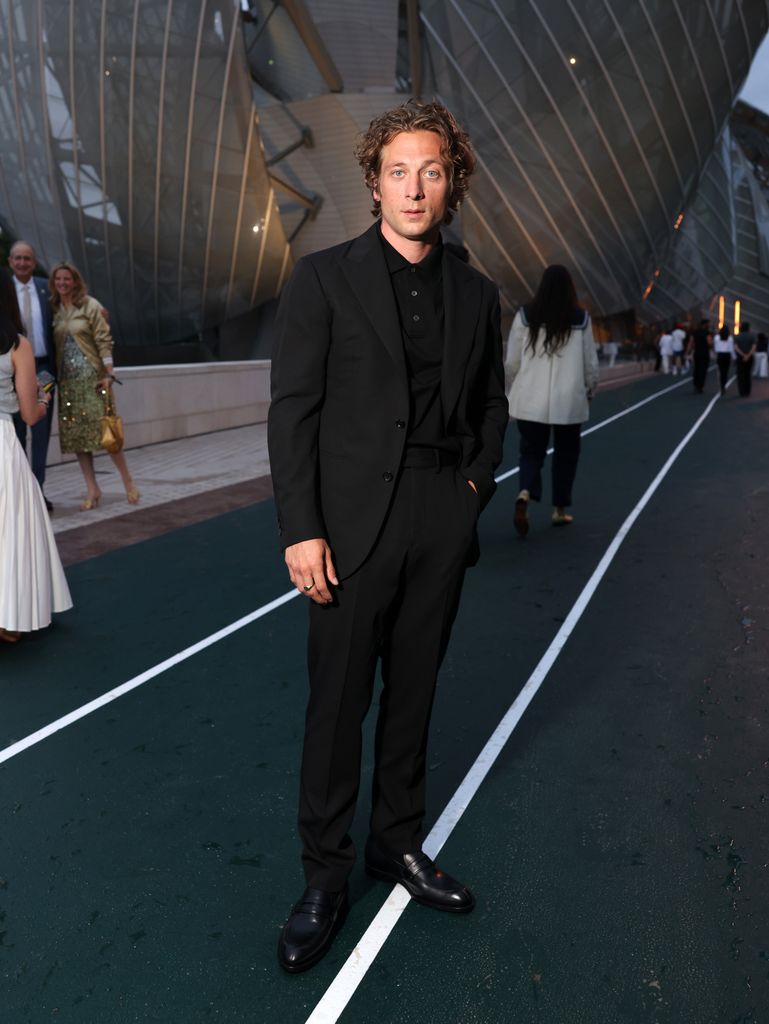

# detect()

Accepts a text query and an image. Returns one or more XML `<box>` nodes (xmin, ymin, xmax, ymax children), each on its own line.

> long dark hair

<box><xmin>719</xmin><ymin>325</ymin><xmax>730</xmax><ymax>340</ymax></box>
<box><xmin>525</xmin><ymin>264</ymin><xmax>580</xmax><ymax>355</ymax></box>
<box><xmin>0</xmin><ymin>267</ymin><xmax>24</xmax><ymax>355</ymax></box>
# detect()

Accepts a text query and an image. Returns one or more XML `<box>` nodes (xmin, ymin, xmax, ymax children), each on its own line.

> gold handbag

<box><xmin>100</xmin><ymin>388</ymin><xmax>124</xmax><ymax>453</ymax></box>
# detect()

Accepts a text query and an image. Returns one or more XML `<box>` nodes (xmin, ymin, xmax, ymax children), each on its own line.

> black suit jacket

<box><xmin>20</xmin><ymin>276</ymin><xmax>56</xmax><ymax>371</ymax></box>
<box><xmin>268</xmin><ymin>223</ymin><xmax>508</xmax><ymax>580</ymax></box>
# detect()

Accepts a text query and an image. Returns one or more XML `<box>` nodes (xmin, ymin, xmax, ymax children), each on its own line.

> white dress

<box><xmin>0</xmin><ymin>348</ymin><xmax>72</xmax><ymax>631</ymax></box>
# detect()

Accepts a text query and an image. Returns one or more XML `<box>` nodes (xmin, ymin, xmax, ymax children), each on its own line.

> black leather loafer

<box><xmin>277</xmin><ymin>885</ymin><xmax>348</xmax><ymax>973</ymax></box>
<box><xmin>365</xmin><ymin>840</ymin><xmax>474</xmax><ymax>913</ymax></box>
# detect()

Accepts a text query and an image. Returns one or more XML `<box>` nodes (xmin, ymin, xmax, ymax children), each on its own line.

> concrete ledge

<box><xmin>47</xmin><ymin>360</ymin><xmax>270</xmax><ymax>465</ymax></box>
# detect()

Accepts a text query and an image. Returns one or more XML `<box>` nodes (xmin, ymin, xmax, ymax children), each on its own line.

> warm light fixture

<box><xmin>674</xmin><ymin>212</ymin><xmax>684</xmax><ymax>229</ymax></box>
<box><xmin>568</xmin><ymin>56</ymin><xmax>577</xmax><ymax>65</ymax></box>
<box><xmin>718</xmin><ymin>295</ymin><xmax>724</xmax><ymax>329</ymax></box>
<box><xmin>252</xmin><ymin>224</ymin><xmax>260</xmax><ymax>233</ymax></box>
<box><xmin>734</xmin><ymin>300</ymin><xmax>741</xmax><ymax>334</ymax></box>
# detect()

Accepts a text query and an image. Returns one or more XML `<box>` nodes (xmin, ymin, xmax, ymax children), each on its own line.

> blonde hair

<box><xmin>49</xmin><ymin>261</ymin><xmax>88</xmax><ymax>310</ymax></box>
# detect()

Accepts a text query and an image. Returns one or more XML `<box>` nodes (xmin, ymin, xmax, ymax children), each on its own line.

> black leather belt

<box><xmin>401</xmin><ymin>447</ymin><xmax>459</xmax><ymax>470</ymax></box>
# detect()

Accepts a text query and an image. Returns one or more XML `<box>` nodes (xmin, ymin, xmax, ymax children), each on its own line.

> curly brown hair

<box><xmin>48</xmin><ymin>261</ymin><xmax>88</xmax><ymax>311</ymax></box>
<box><xmin>355</xmin><ymin>100</ymin><xmax>476</xmax><ymax>223</ymax></box>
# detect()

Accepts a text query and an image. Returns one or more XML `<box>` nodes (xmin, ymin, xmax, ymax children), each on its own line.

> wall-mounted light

<box><xmin>568</xmin><ymin>56</ymin><xmax>577</xmax><ymax>65</ymax></box>
<box><xmin>673</xmin><ymin>212</ymin><xmax>684</xmax><ymax>229</ymax></box>
<box><xmin>718</xmin><ymin>295</ymin><xmax>724</xmax><ymax>329</ymax></box>
<box><xmin>734</xmin><ymin>300</ymin><xmax>741</xmax><ymax>334</ymax></box>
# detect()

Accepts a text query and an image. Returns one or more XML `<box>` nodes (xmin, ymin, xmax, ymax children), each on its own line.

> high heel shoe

<box><xmin>514</xmin><ymin>489</ymin><xmax>530</xmax><ymax>537</ymax></box>
<box><xmin>552</xmin><ymin>507</ymin><xmax>574</xmax><ymax>526</ymax></box>
<box><xmin>126</xmin><ymin>486</ymin><xmax>141</xmax><ymax>505</ymax></box>
<box><xmin>80</xmin><ymin>493</ymin><xmax>101</xmax><ymax>511</ymax></box>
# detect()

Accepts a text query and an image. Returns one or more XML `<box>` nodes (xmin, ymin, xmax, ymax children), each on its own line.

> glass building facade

<box><xmin>0</xmin><ymin>0</ymin><xmax>290</xmax><ymax>357</ymax></box>
<box><xmin>1</xmin><ymin>0</ymin><xmax>768</xmax><ymax>357</ymax></box>
<box><xmin>417</xmin><ymin>0</ymin><xmax>769</xmax><ymax>325</ymax></box>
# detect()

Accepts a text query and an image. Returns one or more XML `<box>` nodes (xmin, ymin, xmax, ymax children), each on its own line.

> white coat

<box><xmin>505</xmin><ymin>307</ymin><xmax>599</xmax><ymax>425</ymax></box>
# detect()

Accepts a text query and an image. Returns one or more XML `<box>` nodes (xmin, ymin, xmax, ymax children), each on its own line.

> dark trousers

<box><xmin>716</xmin><ymin>353</ymin><xmax>731</xmax><ymax>393</ymax></box>
<box><xmin>736</xmin><ymin>355</ymin><xmax>753</xmax><ymax>396</ymax></box>
<box><xmin>298</xmin><ymin>464</ymin><xmax>477</xmax><ymax>891</ymax></box>
<box><xmin>13</xmin><ymin>356</ymin><xmax>53</xmax><ymax>490</ymax></box>
<box><xmin>692</xmin><ymin>353</ymin><xmax>709</xmax><ymax>393</ymax></box>
<box><xmin>517</xmin><ymin>419</ymin><xmax>581</xmax><ymax>508</ymax></box>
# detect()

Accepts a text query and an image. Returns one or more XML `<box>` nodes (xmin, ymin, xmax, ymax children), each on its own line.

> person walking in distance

<box><xmin>658</xmin><ymin>327</ymin><xmax>674</xmax><ymax>375</ymax></box>
<box><xmin>753</xmin><ymin>331</ymin><xmax>768</xmax><ymax>379</ymax></box>
<box><xmin>713</xmin><ymin>325</ymin><xmax>734</xmax><ymax>396</ymax></box>
<box><xmin>671</xmin><ymin>323</ymin><xmax>687</xmax><ymax>375</ymax></box>
<box><xmin>268</xmin><ymin>100</ymin><xmax>508</xmax><ymax>973</ymax></box>
<box><xmin>8</xmin><ymin>241</ymin><xmax>56</xmax><ymax>510</ymax></box>
<box><xmin>687</xmin><ymin>318</ymin><xmax>712</xmax><ymax>394</ymax></box>
<box><xmin>734</xmin><ymin>322</ymin><xmax>757</xmax><ymax>397</ymax></box>
<box><xmin>505</xmin><ymin>265</ymin><xmax>599</xmax><ymax>533</ymax></box>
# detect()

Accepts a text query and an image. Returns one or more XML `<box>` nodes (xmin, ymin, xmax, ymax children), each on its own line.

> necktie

<box><xmin>21</xmin><ymin>283</ymin><xmax>32</xmax><ymax>338</ymax></box>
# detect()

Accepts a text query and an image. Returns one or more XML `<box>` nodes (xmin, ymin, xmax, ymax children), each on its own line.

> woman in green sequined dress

<box><xmin>50</xmin><ymin>262</ymin><xmax>139</xmax><ymax>511</ymax></box>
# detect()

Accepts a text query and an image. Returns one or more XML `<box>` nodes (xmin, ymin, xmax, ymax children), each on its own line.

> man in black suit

<box><xmin>268</xmin><ymin>101</ymin><xmax>508</xmax><ymax>973</ymax></box>
<box><xmin>9</xmin><ymin>241</ymin><xmax>56</xmax><ymax>510</ymax></box>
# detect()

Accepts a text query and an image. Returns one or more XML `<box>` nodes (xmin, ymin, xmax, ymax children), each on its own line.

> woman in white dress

<box><xmin>0</xmin><ymin>268</ymin><xmax>72</xmax><ymax>642</ymax></box>
<box><xmin>505</xmin><ymin>264</ymin><xmax>599</xmax><ymax>535</ymax></box>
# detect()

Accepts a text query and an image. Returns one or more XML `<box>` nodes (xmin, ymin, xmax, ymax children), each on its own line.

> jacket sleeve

<box><xmin>267</xmin><ymin>256</ymin><xmax>332</xmax><ymax>550</ymax></box>
<box><xmin>504</xmin><ymin>308</ymin><xmax>525</xmax><ymax>406</ymax></box>
<box><xmin>85</xmin><ymin>298</ymin><xmax>114</xmax><ymax>366</ymax></box>
<box><xmin>583</xmin><ymin>315</ymin><xmax>599</xmax><ymax>397</ymax></box>
<box><xmin>462</xmin><ymin>286</ymin><xmax>509</xmax><ymax>510</ymax></box>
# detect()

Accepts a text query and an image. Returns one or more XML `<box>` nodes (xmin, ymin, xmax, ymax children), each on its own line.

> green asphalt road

<box><xmin>1</xmin><ymin>371</ymin><xmax>768</xmax><ymax>1023</ymax></box>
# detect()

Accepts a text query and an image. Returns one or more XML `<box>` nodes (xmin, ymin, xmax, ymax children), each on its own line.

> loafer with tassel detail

<box><xmin>277</xmin><ymin>884</ymin><xmax>349</xmax><ymax>973</ymax></box>
<box><xmin>365</xmin><ymin>839</ymin><xmax>474</xmax><ymax>913</ymax></box>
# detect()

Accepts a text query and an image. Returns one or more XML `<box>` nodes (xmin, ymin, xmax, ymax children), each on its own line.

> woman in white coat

<box><xmin>505</xmin><ymin>265</ymin><xmax>599</xmax><ymax>535</ymax></box>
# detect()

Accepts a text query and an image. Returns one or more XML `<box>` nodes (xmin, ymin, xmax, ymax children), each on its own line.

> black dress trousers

<box><xmin>736</xmin><ymin>355</ymin><xmax>753</xmax><ymax>396</ymax></box>
<box><xmin>298</xmin><ymin>462</ymin><xmax>479</xmax><ymax>892</ymax></box>
<box><xmin>517</xmin><ymin>419</ymin><xmax>582</xmax><ymax>508</ymax></box>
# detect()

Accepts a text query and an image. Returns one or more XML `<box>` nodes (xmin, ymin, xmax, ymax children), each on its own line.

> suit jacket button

<box><xmin>382</xmin><ymin>471</ymin><xmax>394</xmax><ymax>483</ymax></box>
<box><xmin>395</xmin><ymin>419</ymin><xmax>405</xmax><ymax>429</ymax></box>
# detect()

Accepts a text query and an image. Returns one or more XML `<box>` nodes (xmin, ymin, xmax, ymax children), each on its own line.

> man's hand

<box><xmin>285</xmin><ymin>538</ymin><xmax>338</xmax><ymax>604</ymax></box>
<box><xmin>467</xmin><ymin>479</ymin><xmax>478</xmax><ymax>494</ymax></box>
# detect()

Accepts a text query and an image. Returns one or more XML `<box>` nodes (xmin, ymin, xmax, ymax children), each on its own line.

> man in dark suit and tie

<box><xmin>268</xmin><ymin>100</ymin><xmax>508</xmax><ymax>973</ymax></box>
<box><xmin>9</xmin><ymin>241</ymin><xmax>56</xmax><ymax>510</ymax></box>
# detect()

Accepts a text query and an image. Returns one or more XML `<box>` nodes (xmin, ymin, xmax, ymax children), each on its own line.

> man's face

<box><xmin>373</xmin><ymin>130</ymin><xmax>451</xmax><ymax>250</ymax></box>
<box><xmin>9</xmin><ymin>244</ymin><xmax>36</xmax><ymax>283</ymax></box>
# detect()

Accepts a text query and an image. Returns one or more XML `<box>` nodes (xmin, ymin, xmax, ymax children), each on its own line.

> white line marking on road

<box><xmin>0</xmin><ymin>591</ymin><xmax>299</xmax><ymax>767</ymax></box>
<box><xmin>0</xmin><ymin>377</ymin><xmax>698</xmax><ymax>769</ymax></box>
<box><xmin>0</xmin><ymin>375</ymin><xmax>701</xmax><ymax>774</ymax></box>
<box><xmin>303</xmin><ymin>388</ymin><xmax>722</xmax><ymax>1024</ymax></box>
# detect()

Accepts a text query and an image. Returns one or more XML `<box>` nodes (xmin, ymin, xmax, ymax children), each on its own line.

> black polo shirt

<box><xmin>380</xmin><ymin>228</ymin><xmax>449</xmax><ymax>449</ymax></box>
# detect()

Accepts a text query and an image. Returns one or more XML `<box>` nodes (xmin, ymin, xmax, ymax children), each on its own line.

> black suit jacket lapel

<box><xmin>34</xmin><ymin>276</ymin><xmax>55</xmax><ymax>361</ymax></box>
<box><xmin>441</xmin><ymin>251</ymin><xmax>480</xmax><ymax>426</ymax></box>
<box><xmin>340</xmin><ymin>223</ymin><xmax>406</xmax><ymax>379</ymax></box>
